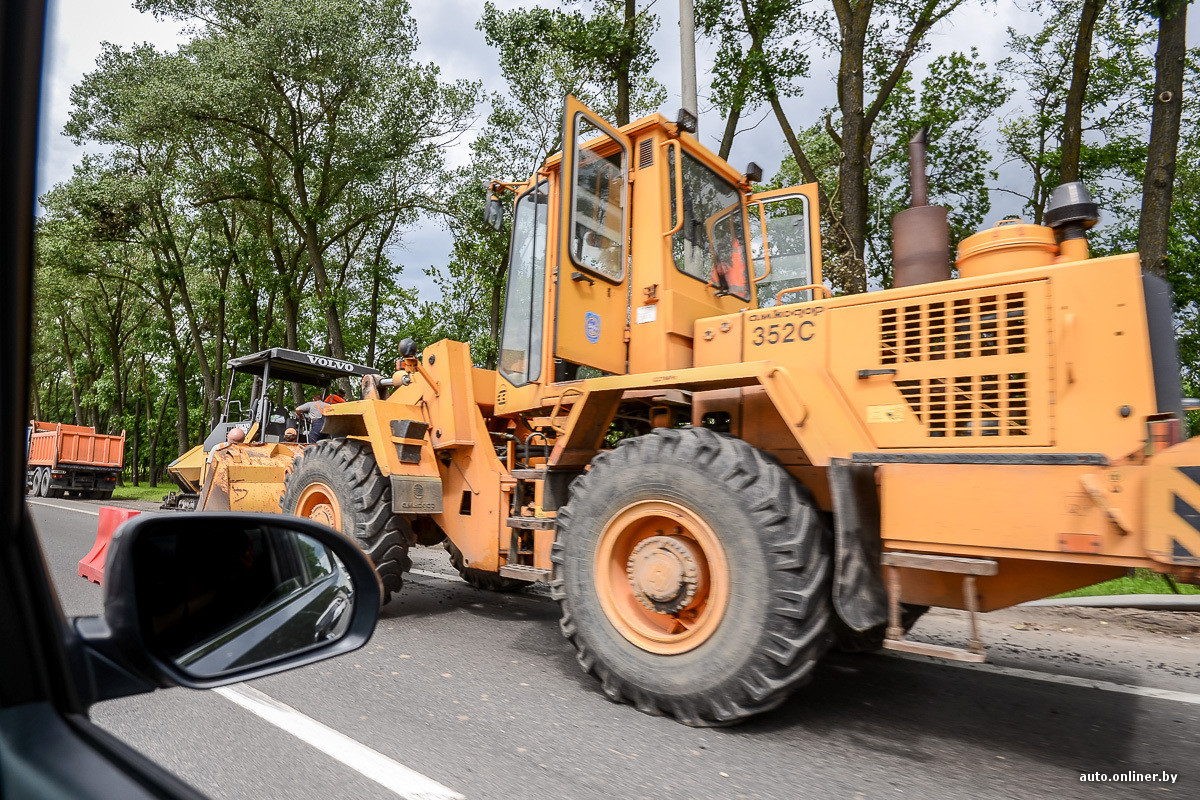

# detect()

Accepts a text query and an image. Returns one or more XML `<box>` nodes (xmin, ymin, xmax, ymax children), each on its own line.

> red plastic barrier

<box><xmin>78</xmin><ymin>506</ymin><xmax>141</xmax><ymax>585</ymax></box>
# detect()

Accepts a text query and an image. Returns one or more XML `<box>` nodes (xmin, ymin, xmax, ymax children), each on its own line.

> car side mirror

<box><xmin>76</xmin><ymin>513</ymin><xmax>380</xmax><ymax>700</ymax></box>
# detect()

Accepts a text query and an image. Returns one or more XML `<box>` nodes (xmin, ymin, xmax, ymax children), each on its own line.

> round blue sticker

<box><xmin>584</xmin><ymin>312</ymin><xmax>601</xmax><ymax>344</ymax></box>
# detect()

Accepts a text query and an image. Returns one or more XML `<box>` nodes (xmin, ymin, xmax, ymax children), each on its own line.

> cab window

<box><xmin>568</xmin><ymin>114</ymin><xmax>627</xmax><ymax>282</ymax></box>
<box><xmin>498</xmin><ymin>181</ymin><xmax>549</xmax><ymax>386</ymax></box>
<box><xmin>669</xmin><ymin>149</ymin><xmax>750</xmax><ymax>300</ymax></box>
<box><xmin>749</xmin><ymin>193</ymin><xmax>814</xmax><ymax>306</ymax></box>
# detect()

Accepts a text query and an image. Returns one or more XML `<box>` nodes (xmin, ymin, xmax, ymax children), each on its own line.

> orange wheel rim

<box><xmin>594</xmin><ymin>499</ymin><xmax>729</xmax><ymax>655</ymax></box>
<box><xmin>295</xmin><ymin>481</ymin><xmax>342</xmax><ymax>531</ymax></box>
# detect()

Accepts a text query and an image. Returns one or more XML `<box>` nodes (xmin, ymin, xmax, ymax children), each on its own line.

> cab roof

<box><xmin>225</xmin><ymin>348</ymin><xmax>379</xmax><ymax>384</ymax></box>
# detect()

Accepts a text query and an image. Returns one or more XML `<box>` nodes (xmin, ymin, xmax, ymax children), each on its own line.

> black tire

<box><xmin>444</xmin><ymin>539</ymin><xmax>531</xmax><ymax>591</ymax></box>
<box><xmin>279</xmin><ymin>438</ymin><xmax>413</xmax><ymax>604</ymax></box>
<box><xmin>833</xmin><ymin>604</ymin><xmax>929</xmax><ymax>653</ymax></box>
<box><xmin>551</xmin><ymin>428</ymin><xmax>833</xmax><ymax>727</ymax></box>
<box><xmin>35</xmin><ymin>468</ymin><xmax>48</xmax><ymax>497</ymax></box>
<box><xmin>30</xmin><ymin>468</ymin><xmax>42</xmax><ymax>497</ymax></box>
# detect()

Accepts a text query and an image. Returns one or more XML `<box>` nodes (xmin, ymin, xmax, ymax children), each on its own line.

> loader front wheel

<box><xmin>445</xmin><ymin>540</ymin><xmax>531</xmax><ymax>592</ymax></box>
<box><xmin>552</xmin><ymin>428</ymin><xmax>833</xmax><ymax>727</ymax></box>
<box><xmin>280</xmin><ymin>438</ymin><xmax>412</xmax><ymax>604</ymax></box>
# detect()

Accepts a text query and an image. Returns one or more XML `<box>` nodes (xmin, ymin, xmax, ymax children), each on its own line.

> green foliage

<box><xmin>35</xmin><ymin>0</ymin><xmax>477</xmax><ymax>482</ymax></box>
<box><xmin>696</xmin><ymin>0</ymin><xmax>811</xmax><ymax>117</ymax></box>
<box><xmin>999</xmin><ymin>0</ymin><xmax>1155</xmax><ymax>226</ymax></box>
<box><xmin>479</xmin><ymin>1</ymin><xmax>664</xmax><ymax>127</ymax></box>
<box><xmin>1054</xmin><ymin>568</ymin><xmax>1200</xmax><ymax>596</ymax></box>
<box><xmin>867</xmin><ymin>50</ymin><xmax>1005</xmax><ymax>286</ymax></box>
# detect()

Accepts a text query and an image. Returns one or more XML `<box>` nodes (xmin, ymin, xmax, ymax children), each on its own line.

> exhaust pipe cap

<box><xmin>1045</xmin><ymin>182</ymin><xmax>1099</xmax><ymax>232</ymax></box>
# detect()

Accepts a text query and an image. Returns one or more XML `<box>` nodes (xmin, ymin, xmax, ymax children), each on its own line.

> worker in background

<box><xmin>282</xmin><ymin>427</ymin><xmax>298</xmax><ymax>443</ymax></box>
<box><xmin>295</xmin><ymin>395</ymin><xmax>330</xmax><ymax>441</ymax></box>
<box><xmin>208</xmin><ymin>426</ymin><xmax>245</xmax><ymax>463</ymax></box>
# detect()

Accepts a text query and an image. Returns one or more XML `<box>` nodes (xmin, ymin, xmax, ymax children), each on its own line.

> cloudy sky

<box><xmin>35</xmin><ymin>0</ymin><xmax>1192</xmax><ymax>299</ymax></box>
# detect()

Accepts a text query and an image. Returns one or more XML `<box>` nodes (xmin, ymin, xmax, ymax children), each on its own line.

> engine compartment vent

<box><xmin>882</xmin><ymin>292</ymin><xmax>1027</xmax><ymax>365</ymax></box>
<box><xmin>845</xmin><ymin>281</ymin><xmax>1050</xmax><ymax>447</ymax></box>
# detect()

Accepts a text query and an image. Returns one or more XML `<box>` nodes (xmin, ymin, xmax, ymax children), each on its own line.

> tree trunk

<box><xmin>1060</xmin><ymin>0</ymin><xmax>1104</xmax><ymax>184</ymax></box>
<box><xmin>173</xmin><ymin>351</ymin><xmax>190</xmax><ymax>457</ymax></box>
<box><xmin>614</xmin><ymin>0</ymin><xmax>636</xmax><ymax>126</ymax></box>
<box><xmin>148</xmin><ymin>390</ymin><xmax>169</xmax><ymax>485</ymax></box>
<box><xmin>301</xmin><ymin>219</ymin><xmax>348</xmax><ymax>360</ymax></box>
<box><xmin>58</xmin><ymin>316</ymin><xmax>84</xmax><ymax>425</ymax></box>
<box><xmin>834</xmin><ymin>12</ymin><xmax>871</xmax><ymax>295</ymax></box>
<box><xmin>1138</xmin><ymin>0</ymin><xmax>1187</xmax><ymax>279</ymax></box>
<box><xmin>130</xmin><ymin>393</ymin><xmax>141</xmax><ymax>486</ymax></box>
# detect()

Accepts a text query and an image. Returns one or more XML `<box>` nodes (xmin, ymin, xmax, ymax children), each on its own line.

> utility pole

<box><xmin>679</xmin><ymin>0</ymin><xmax>698</xmax><ymax>132</ymax></box>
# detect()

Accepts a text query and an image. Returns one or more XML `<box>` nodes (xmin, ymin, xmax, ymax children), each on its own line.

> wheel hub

<box><xmin>309</xmin><ymin>502</ymin><xmax>337</xmax><ymax>528</ymax></box>
<box><xmin>627</xmin><ymin>534</ymin><xmax>704</xmax><ymax>614</ymax></box>
<box><xmin>295</xmin><ymin>481</ymin><xmax>343</xmax><ymax>531</ymax></box>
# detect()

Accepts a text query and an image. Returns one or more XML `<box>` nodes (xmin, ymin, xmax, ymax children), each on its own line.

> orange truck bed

<box><xmin>27</xmin><ymin>421</ymin><xmax>125</xmax><ymax>469</ymax></box>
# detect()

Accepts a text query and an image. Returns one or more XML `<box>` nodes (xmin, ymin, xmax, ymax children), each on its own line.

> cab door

<box><xmin>747</xmin><ymin>184</ymin><xmax>823</xmax><ymax>307</ymax></box>
<box><xmin>555</xmin><ymin>96</ymin><xmax>632</xmax><ymax>377</ymax></box>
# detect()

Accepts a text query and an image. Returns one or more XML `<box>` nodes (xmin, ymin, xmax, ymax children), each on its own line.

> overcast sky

<box><xmin>35</xmin><ymin>0</ymin><xmax>1194</xmax><ymax>301</ymax></box>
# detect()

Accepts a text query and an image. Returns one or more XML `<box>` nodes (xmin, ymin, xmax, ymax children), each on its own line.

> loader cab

<box><xmin>216</xmin><ymin>348</ymin><xmax>380</xmax><ymax>446</ymax></box>
<box><xmin>493</xmin><ymin>96</ymin><xmax>823</xmax><ymax>415</ymax></box>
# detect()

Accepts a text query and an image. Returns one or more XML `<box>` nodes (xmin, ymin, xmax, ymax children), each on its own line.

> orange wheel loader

<box><xmin>276</xmin><ymin>97</ymin><xmax>1200</xmax><ymax>726</ymax></box>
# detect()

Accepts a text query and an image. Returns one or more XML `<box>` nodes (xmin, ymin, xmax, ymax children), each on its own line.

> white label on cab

<box><xmin>636</xmin><ymin>304</ymin><xmax>657</xmax><ymax>324</ymax></box>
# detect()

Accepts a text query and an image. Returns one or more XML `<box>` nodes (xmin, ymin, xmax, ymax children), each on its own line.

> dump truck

<box><xmin>26</xmin><ymin>421</ymin><xmax>125</xmax><ymax>499</ymax></box>
<box><xmin>163</xmin><ymin>347</ymin><xmax>378</xmax><ymax>511</ymax></box>
<box><xmin>272</xmin><ymin>96</ymin><xmax>1199</xmax><ymax>726</ymax></box>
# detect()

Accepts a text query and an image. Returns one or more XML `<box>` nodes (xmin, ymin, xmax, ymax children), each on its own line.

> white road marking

<box><xmin>409</xmin><ymin>565</ymin><xmax>1200</xmax><ymax>707</ymax></box>
<box><xmin>881</xmin><ymin>650</ymin><xmax>1200</xmax><ymax>706</ymax></box>
<box><xmin>26</xmin><ymin>499</ymin><xmax>100</xmax><ymax>516</ymax></box>
<box><xmin>215</xmin><ymin>683</ymin><xmax>464</xmax><ymax>800</ymax></box>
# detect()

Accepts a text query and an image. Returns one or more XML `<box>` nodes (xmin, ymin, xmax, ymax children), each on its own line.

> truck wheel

<box><xmin>280</xmin><ymin>438</ymin><xmax>413</xmax><ymax>604</ymax></box>
<box><xmin>30</xmin><ymin>468</ymin><xmax>44</xmax><ymax>497</ymax></box>
<box><xmin>552</xmin><ymin>428</ymin><xmax>833</xmax><ymax>726</ymax></box>
<box><xmin>444</xmin><ymin>539</ymin><xmax>531</xmax><ymax>591</ymax></box>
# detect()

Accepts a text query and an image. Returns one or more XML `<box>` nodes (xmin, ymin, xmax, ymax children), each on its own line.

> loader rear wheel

<box><xmin>280</xmin><ymin>438</ymin><xmax>412</xmax><ymax>604</ymax></box>
<box><xmin>444</xmin><ymin>540</ymin><xmax>531</xmax><ymax>592</ymax></box>
<box><xmin>552</xmin><ymin>428</ymin><xmax>833</xmax><ymax>727</ymax></box>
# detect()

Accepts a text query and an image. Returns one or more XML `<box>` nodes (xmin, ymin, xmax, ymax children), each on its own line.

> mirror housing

<box><xmin>76</xmin><ymin>513</ymin><xmax>380</xmax><ymax>700</ymax></box>
<box><xmin>484</xmin><ymin>194</ymin><xmax>505</xmax><ymax>231</ymax></box>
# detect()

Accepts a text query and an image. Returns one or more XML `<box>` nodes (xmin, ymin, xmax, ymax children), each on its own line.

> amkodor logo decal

<box><xmin>585</xmin><ymin>312</ymin><xmax>601</xmax><ymax>344</ymax></box>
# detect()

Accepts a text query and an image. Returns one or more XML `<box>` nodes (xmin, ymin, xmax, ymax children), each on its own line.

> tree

<box><xmin>866</xmin><ymin>50</ymin><xmax>1004</xmax><ymax>285</ymax></box>
<box><xmin>1060</xmin><ymin>0</ymin><xmax>1106</xmax><ymax>183</ymax></box>
<box><xmin>1138</xmin><ymin>0</ymin><xmax>1190</xmax><ymax>278</ymax></box>
<box><xmin>696</xmin><ymin>0</ymin><xmax>811</xmax><ymax>160</ymax></box>
<box><xmin>123</xmin><ymin>0</ymin><xmax>477</xmax><ymax>364</ymax></box>
<box><xmin>699</xmin><ymin>0</ymin><xmax>968</xmax><ymax>294</ymax></box>
<box><xmin>999</xmin><ymin>0</ymin><xmax>1155</xmax><ymax>227</ymax></box>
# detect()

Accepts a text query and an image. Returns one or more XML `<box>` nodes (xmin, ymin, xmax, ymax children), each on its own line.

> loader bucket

<box><xmin>197</xmin><ymin>442</ymin><xmax>301</xmax><ymax>513</ymax></box>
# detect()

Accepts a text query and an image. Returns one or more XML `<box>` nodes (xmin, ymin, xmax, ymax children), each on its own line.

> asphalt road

<box><xmin>28</xmin><ymin>496</ymin><xmax>1199</xmax><ymax>800</ymax></box>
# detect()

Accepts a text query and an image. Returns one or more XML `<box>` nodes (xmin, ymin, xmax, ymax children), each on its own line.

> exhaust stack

<box><xmin>892</xmin><ymin>128</ymin><xmax>950</xmax><ymax>287</ymax></box>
